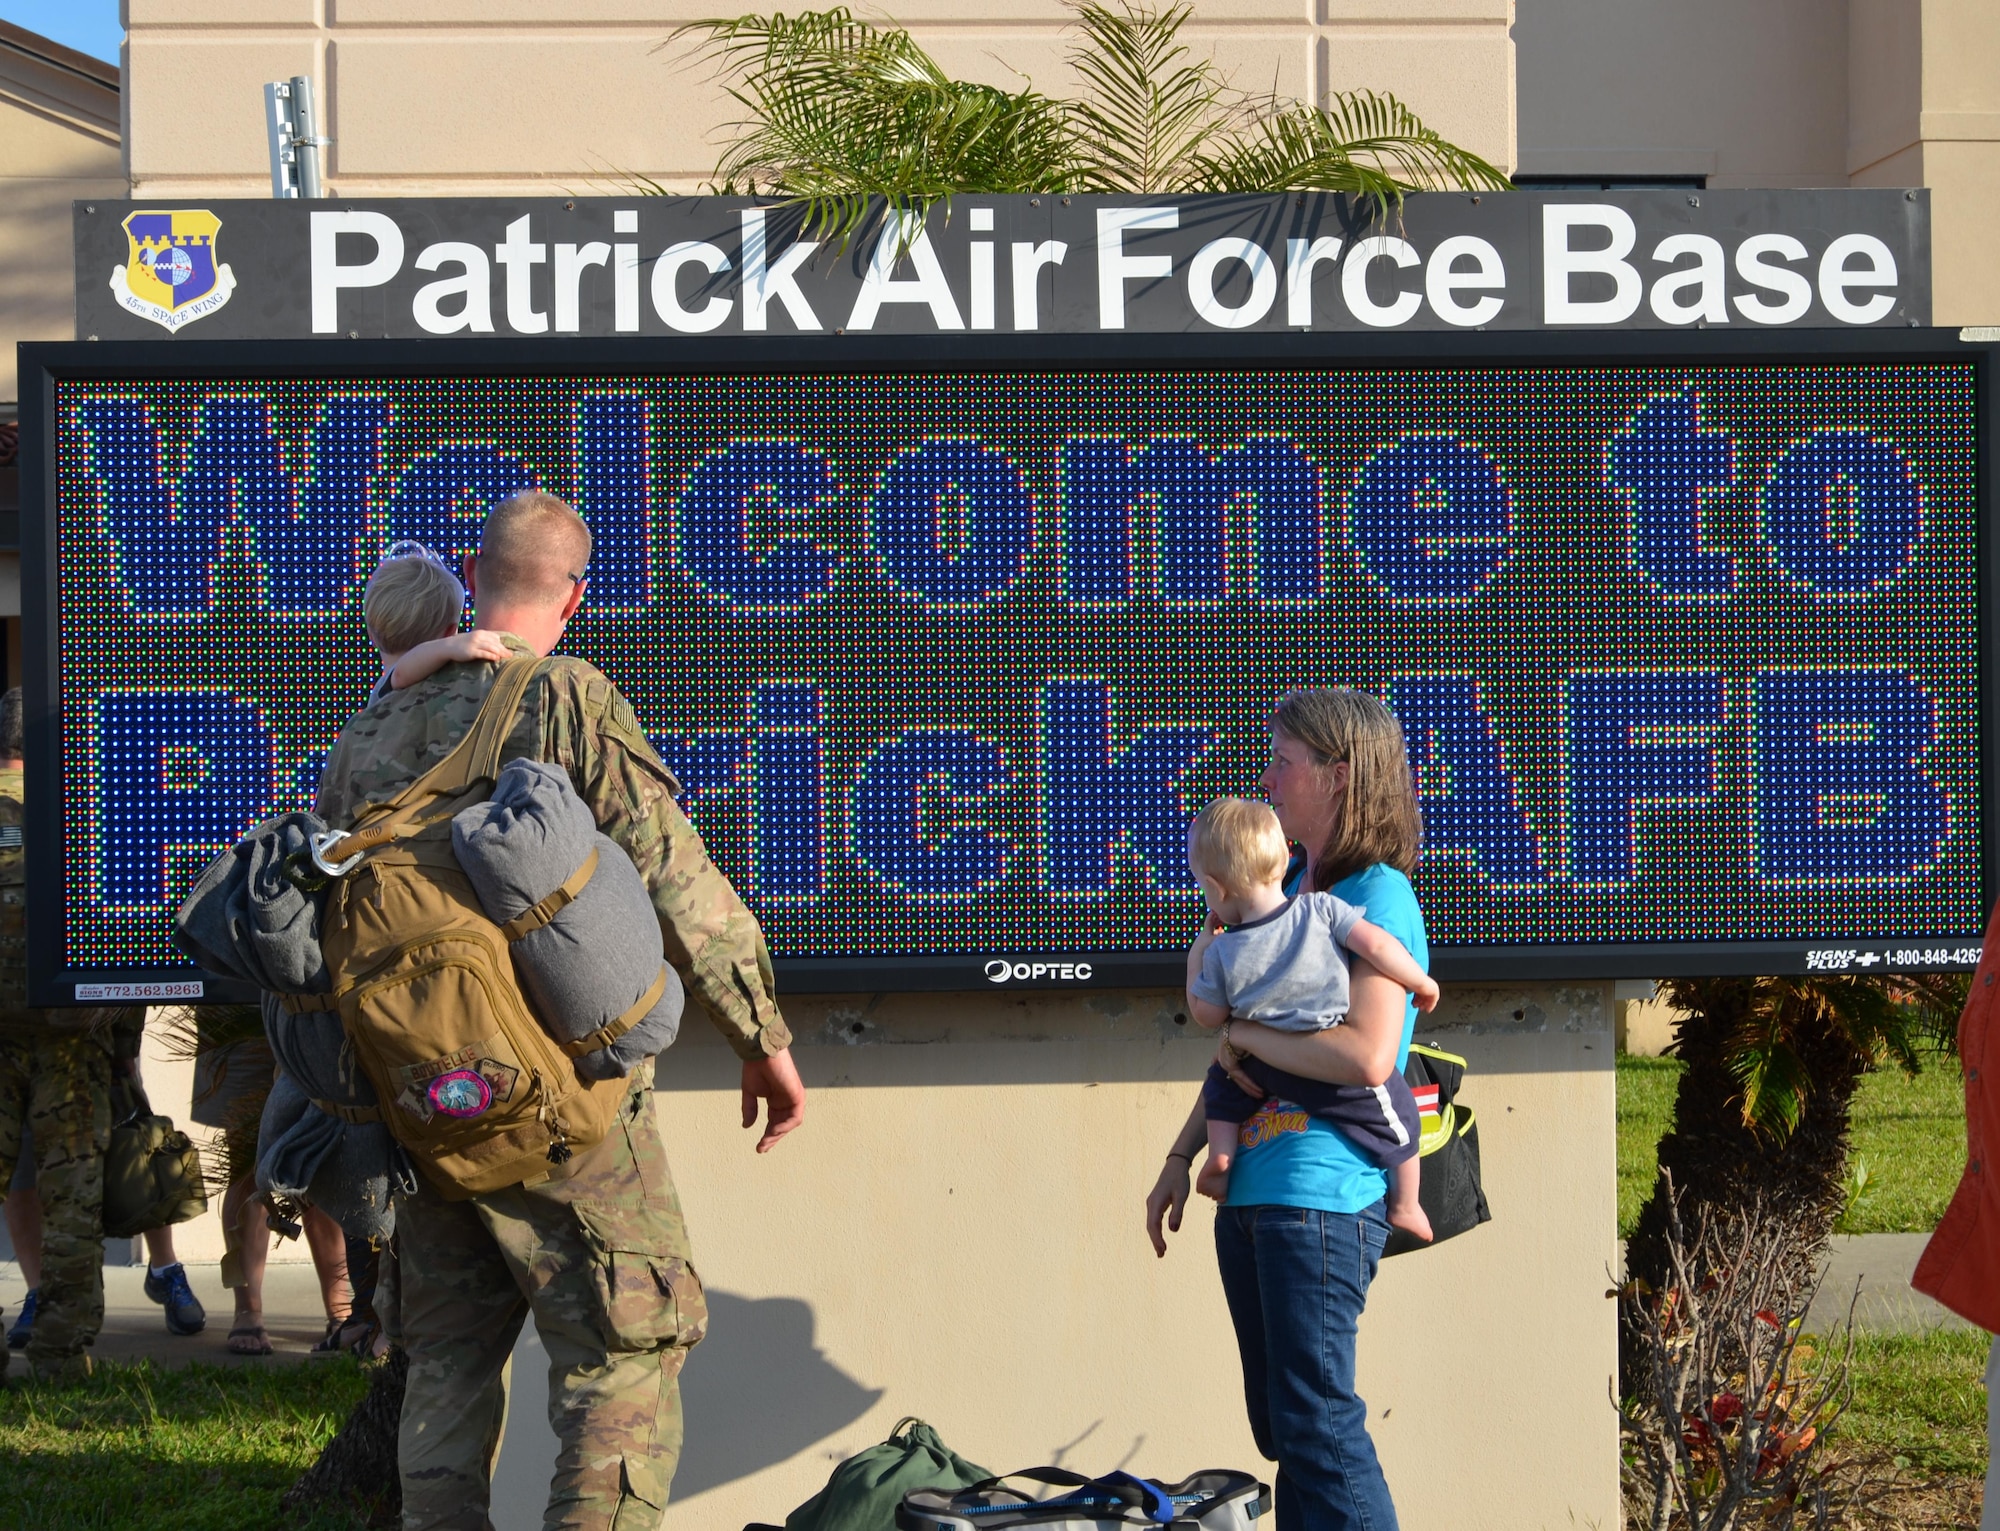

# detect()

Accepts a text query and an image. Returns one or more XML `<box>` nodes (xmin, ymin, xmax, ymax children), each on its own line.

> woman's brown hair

<box><xmin>1270</xmin><ymin>687</ymin><xmax>1423</xmax><ymax>888</ymax></box>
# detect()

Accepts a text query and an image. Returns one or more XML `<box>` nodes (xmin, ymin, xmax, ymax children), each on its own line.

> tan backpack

<box><xmin>285</xmin><ymin>657</ymin><xmax>631</xmax><ymax>1199</ymax></box>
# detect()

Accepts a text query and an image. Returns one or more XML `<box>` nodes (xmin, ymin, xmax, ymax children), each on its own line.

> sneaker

<box><xmin>5</xmin><ymin>1290</ymin><xmax>35</xmax><ymax>1350</ymax></box>
<box><xmin>143</xmin><ymin>1263</ymin><xmax>207</xmax><ymax>1337</ymax></box>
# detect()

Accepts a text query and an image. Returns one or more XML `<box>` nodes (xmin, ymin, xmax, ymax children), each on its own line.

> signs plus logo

<box><xmin>109</xmin><ymin>210</ymin><xmax>237</xmax><ymax>333</ymax></box>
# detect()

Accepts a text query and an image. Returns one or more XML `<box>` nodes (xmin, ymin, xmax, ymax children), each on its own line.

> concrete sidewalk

<box><xmin>0</xmin><ymin>1258</ymin><xmax>340</xmax><ymax>1365</ymax></box>
<box><xmin>1806</xmin><ymin>1234</ymin><xmax>1973</xmax><ymax>1335</ymax></box>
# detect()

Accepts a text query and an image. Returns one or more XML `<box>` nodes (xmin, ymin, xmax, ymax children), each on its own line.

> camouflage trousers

<box><xmin>0</xmin><ymin>1032</ymin><xmax>112</xmax><ymax>1379</ymax></box>
<box><xmin>396</xmin><ymin>1076</ymin><xmax>706</xmax><ymax>1531</ymax></box>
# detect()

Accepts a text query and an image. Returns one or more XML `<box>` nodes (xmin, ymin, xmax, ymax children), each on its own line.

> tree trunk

<box><xmin>282</xmin><ymin>1347</ymin><xmax>406</xmax><ymax>1528</ymax></box>
<box><xmin>1620</xmin><ymin>979</ymin><xmax>1867</xmax><ymax>1389</ymax></box>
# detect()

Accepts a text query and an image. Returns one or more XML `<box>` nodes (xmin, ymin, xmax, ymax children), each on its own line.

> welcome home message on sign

<box><xmin>41</xmin><ymin>353</ymin><xmax>1981</xmax><ymax>993</ymax></box>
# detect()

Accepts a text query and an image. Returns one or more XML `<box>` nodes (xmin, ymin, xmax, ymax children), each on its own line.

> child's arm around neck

<box><xmin>385</xmin><ymin>629</ymin><xmax>514</xmax><ymax>690</ymax></box>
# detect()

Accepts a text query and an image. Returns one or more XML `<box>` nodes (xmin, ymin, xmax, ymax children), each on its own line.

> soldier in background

<box><xmin>0</xmin><ymin>687</ymin><xmax>144</xmax><ymax>1383</ymax></box>
<box><xmin>313</xmin><ymin>491</ymin><xmax>806</xmax><ymax>1528</ymax></box>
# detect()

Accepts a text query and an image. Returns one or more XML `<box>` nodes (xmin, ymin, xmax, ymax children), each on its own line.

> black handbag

<box><xmin>102</xmin><ymin>1075</ymin><xmax>209</xmax><ymax>1238</ymax></box>
<box><xmin>1383</xmin><ymin>1042</ymin><xmax>1492</xmax><ymax>1258</ymax></box>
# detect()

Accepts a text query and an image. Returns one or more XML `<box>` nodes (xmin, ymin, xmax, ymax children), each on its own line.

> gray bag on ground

<box><xmin>451</xmin><ymin>759</ymin><xmax>683</xmax><ymax>1081</ymax></box>
<box><xmin>257</xmin><ymin>993</ymin><xmax>411</xmax><ymax>1242</ymax></box>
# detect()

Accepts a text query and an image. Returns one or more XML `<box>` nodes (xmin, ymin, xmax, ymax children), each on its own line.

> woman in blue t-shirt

<box><xmin>1146</xmin><ymin>688</ymin><xmax>1428</xmax><ymax>1531</ymax></box>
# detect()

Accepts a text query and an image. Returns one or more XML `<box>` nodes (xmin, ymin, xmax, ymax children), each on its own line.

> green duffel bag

<box><xmin>747</xmin><ymin>1418</ymin><xmax>991</xmax><ymax>1531</ymax></box>
<box><xmin>102</xmin><ymin>1075</ymin><xmax>208</xmax><ymax>1238</ymax></box>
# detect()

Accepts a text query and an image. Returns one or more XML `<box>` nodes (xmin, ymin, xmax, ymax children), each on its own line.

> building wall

<box><xmin>1515</xmin><ymin>0</ymin><xmax>1850</xmax><ymax>187</ymax></box>
<box><xmin>123</xmin><ymin>0</ymin><xmax>1516</xmax><ymax>200</ymax></box>
<box><xmin>1518</xmin><ymin>0</ymin><xmax>2000</xmax><ymax>323</ymax></box>
<box><xmin>0</xmin><ymin>24</ymin><xmax>123</xmax><ymax>404</ymax></box>
<box><xmin>644</xmin><ymin>989</ymin><xmax>1615</xmax><ymax>1531</ymax></box>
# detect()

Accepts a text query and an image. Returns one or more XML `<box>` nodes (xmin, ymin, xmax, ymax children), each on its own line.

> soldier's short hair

<box><xmin>0</xmin><ymin>689</ymin><xmax>21</xmax><ymax>760</ymax></box>
<box><xmin>1189</xmin><ymin>796</ymin><xmax>1290</xmax><ymax>894</ymax></box>
<box><xmin>478</xmin><ymin>490</ymin><xmax>592</xmax><ymax>608</ymax></box>
<box><xmin>366</xmin><ymin>545</ymin><xmax>466</xmax><ymax>655</ymax></box>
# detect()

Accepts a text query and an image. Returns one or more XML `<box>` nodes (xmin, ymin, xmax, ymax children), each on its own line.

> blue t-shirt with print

<box><xmin>1223</xmin><ymin>859</ymin><xmax>1429</xmax><ymax>1215</ymax></box>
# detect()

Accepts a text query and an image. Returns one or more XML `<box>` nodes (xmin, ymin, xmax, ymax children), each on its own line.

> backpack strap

<box><xmin>345</xmin><ymin>655</ymin><xmax>546</xmax><ymax>846</ymax></box>
<box><xmin>405</xmin><ymin>654</ymin><xmax>546</xmax><ymax>801</ymax></box>
<box><xmin>560</xmin><ymin>966</ymin><xmax>668</xmax><ymax>1058</ymax></box>
<box><xmin>501</xmin><ymin>847</ymin><xmax>600</xmax><ymax>942</ymax></box>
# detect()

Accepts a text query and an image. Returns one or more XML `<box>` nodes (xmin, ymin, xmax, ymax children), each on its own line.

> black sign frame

<box><xmin>18</xmin><ymin>327</ymin><xmax>1998</xmax><ymax>1003</ymax></box>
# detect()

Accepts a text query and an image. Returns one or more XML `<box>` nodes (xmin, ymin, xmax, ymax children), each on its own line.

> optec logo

<box><xmin>984</xmin><ymin>958</ymin><xmax>1096</xmax><ymax>984</ymax></box>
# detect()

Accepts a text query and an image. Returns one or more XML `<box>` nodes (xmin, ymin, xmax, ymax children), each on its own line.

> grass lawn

<box><xmin>1840</xmin><ymin>1327</ymin><xmax>1990</xmax><ymax>1478</ymax></box>
<box><xmin>0</xmin><ymin>1359</ymin><xmax>372</xmax><ymax>1531</ymax></box>
<box><xmin>1616</xmin><ymin>1052</ymin><xmax>1966</xmax><ymax>1239</ymax></box>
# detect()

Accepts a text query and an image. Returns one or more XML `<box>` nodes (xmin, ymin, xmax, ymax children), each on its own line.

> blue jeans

<box><xmin>1214</xmin><ymin>1202</ymin><xmax>1397</xmax><ymax>1531</ymax></box>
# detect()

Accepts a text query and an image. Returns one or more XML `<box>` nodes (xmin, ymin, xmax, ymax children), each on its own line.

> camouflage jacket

<box><xmin>0</xmin><ymin>767</ymin><xmax>143</xmax><ymax>1048</ymax></box>
<box><xmin>314</xmin><ymin>638</ymin><xmax>793</xmax><ymax>1061</ymax></box>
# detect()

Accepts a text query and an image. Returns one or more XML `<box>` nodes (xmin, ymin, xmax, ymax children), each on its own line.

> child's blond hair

<box><xmin>365</xmin><ymin>543</ymin><xmax>465</xmax><ymax>656</ymax></box>
<box><xmin>1190</xmin><ymin>797</ymin><xmax>1291</xmax><ymax>894</ymax></box>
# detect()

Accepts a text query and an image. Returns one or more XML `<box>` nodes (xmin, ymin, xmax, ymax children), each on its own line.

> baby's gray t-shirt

<box><xmin>1190</xmin><ymin>892</ymin><xmax>1366</xmax><ymax>1032</ymax></box>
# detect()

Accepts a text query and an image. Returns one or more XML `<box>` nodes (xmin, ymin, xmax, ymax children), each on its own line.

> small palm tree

<box><xmin>672</xmin><ymin>0</ymin><xmax>1509</xmax><ymax>241</ymax></box>
<box><xmin>1620</xmin><ymin>972</ymin><xmax>1967</xmax><ymax>1384</ymax></box>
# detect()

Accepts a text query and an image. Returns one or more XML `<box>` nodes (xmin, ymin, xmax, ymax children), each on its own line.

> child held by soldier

<box><xmin>1186</xmin><ymin>796</ymin><xmax>1439</xmax><ymax>1243</ymax></box>
<box><xmin>363</xmin><ymin>540</ymin><xmax>510</xmax><ymax>702</ymax></box>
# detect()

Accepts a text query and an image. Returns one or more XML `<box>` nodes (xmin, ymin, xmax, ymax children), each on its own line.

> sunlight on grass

<box><xmin>0</xmin><ymin>1359</ymin><xmax>371</xmax><ymax>1531</ymax></box>
<box><xmin>1616</xmin><ymin>1052</ymin><xmax>1965</xmax><ymax>1240</ymax></box>
<box><xmin>1616</xmin><ymin>1056</ymin><xmax>1681</xmax><ymax>1238</ymax></box>
<box><xmin>1839</xmin><ymin>1328</ymin><xmax>1989</xmax><ymax>1476</ymax></box>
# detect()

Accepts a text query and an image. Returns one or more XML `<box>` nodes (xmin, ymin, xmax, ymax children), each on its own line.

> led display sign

<box><xmin>20</xmin><ymin>333</ymin><xmax>1992</xmax><ymax>1001</ymax></box>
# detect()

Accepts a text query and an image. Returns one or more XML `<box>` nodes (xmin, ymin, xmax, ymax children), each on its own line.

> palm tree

<box><xmin>1620</xmin><ymin>972</ymin><xmax>1967</xmax><ymax>1382</ymax></box>
<box><xmin>671</xmin><ymin>0</ymin><xmax>1510</xmax><ymax>242</ymax></box>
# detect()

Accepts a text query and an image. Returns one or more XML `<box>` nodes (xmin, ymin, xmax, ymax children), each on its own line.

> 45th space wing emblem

<box><xmin>109</xmin><ymin>209</ymin><xmax>236</xmax><ymax>332</ymax></box>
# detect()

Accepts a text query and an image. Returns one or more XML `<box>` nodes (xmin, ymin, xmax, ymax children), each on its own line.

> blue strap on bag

<box><xmin>899</xmin><ymin>1467</ymin><xmax>1269</xmax><ymax>1530</ymax></box>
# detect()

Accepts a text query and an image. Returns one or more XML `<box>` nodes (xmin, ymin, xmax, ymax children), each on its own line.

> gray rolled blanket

<box><xmin>451</xmin><ymin>759</ymin><xmax>684</xmax><ymax>1080</ymax></box>
<box><xmin>256</xmin><ymin>993</ymin><xmax>410</xmax><ymax>1242</ymax></box>
<box><xmin>172</xmin><ymin>811</ymin><xmax>331</xmax><ymax>995</ymax></box>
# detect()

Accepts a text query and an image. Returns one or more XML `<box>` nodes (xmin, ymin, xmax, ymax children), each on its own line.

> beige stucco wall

<box><xmin>123</xmin><ymin>0</ymin><xmax>1516</xmax><ymax>200</ymax></box>
<box><xmin>0</xmin><ymin>28</ymin><xmax>122</xmax><ymax>402</ymax></box>
<box><xmin>642</xmin><ymin>989</ymin><xmax>1616</xmax><ymax>1530</ymax></box>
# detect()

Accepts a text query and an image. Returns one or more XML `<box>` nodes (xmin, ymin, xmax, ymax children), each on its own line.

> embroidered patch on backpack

<box><xmin>393</xmin><ymin>1042</ymin><xmax>518</xmax><ymax>1124</ymax></box>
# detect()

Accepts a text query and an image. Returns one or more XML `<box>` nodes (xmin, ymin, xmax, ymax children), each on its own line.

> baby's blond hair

<box><xmin>365</xmin><ymin>545</ymin><xmax>465</xmax><ymax>656</ymax></box>
<box><xmin>1189</xmin><ymin>797</ymin><xmax>1291</xmax><ymax>894</ymax></box>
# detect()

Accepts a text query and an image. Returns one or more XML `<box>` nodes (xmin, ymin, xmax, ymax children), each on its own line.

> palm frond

<box><xmin>1195</xmin><ymin>91</ymin><xmax>1510</xmax><ymax>198</ymax></box>
<box><xmin>671</xmin><ymin>9</ymin><xmax>1074</xmax><ymax>245</ymax></box>
<box><xmin>668</xmin><ymin>3</ymin><xmax>1509</xmax><ymax>233</ymax></box>
<box><xmin>1064</xmin><ymin>0</ymin><xmax>1230</xmax><ymax>192</ymax></box>
<box><xmin>1665</xmin><ymin>971</ymin><xmax>1973</xmax><ymax>1145</ymax></box>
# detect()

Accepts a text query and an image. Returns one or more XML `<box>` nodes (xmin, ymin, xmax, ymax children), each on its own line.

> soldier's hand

<box><xmin>741</xmin><ymin>1049</ymin><xmax>806</xmax><ymax>1153</ymax></box>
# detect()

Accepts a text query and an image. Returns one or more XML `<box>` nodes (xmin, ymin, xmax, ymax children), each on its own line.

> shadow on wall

<box><xmin>678</xmin><ymin>1289</ymin><xmax>886</xmax><ymax>1500</ymax></box>
<box><xmin>492</xmin><ymin>1286</ymin><xmax>883</xmax><ymax>1525</ymax></box>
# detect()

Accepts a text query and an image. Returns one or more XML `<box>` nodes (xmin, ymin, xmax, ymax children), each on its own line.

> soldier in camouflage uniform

<box><xmin>315</xmin><ymin>493</ymin><xmax>805</xmax><ymax>1531</ymax></box>
<box><xmin>0</xmin><ymin>688</ymin><xmax>143</xmax><ymax>1384</ymax></box>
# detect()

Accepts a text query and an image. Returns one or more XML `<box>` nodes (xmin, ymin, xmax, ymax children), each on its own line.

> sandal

<box><xmin>310</xmin><ymin>1315</ymin><xmax>368</xmax><ymax>1357</ymax></box>
<box><xmin>227</xmin><ymin>1320</ymin><xmax>273</xmax><ymax>1357</ymax></box>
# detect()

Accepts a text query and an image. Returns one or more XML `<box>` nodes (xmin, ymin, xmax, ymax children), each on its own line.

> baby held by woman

<box><xmin>1186</xmin><ymin>797</ymin><xmax>1439</xmax><ymax>1243</ymax></box>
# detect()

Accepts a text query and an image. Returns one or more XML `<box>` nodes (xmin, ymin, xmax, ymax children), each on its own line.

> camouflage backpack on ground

<box><xmin>285</xmin><ymin>657</ymin><xmax>632</xmax><ymax>1199</ymax></box>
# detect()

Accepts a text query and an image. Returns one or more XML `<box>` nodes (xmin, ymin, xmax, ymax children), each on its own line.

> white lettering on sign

<box><xmin>76</xmin><ymin>981</ymin><xmax>204</xmax><ymax>1001</ymax></box>
<box><xmin>1097</xmin><ymin>205</ymin><xmax>1179</xmax><ymax>329</ymax></box>
<box><xmin>282</xmin><ymin>197</ymin><xmax>1920</xmax><ymax>339</ymax></box>
<box><xmin>983</xmin><ymin>959</ymin><xmax>1096</xmax><ymax>984</ymax></box>
<box><xmin>1543</xmin><ymin>204</ymin><xmax>1643</xmax><ymax>325</ymax></box>
<box><xmin>310</xmin><ymin>210</ymin><xmax>405</xmax><ymax>333</ymax></box>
